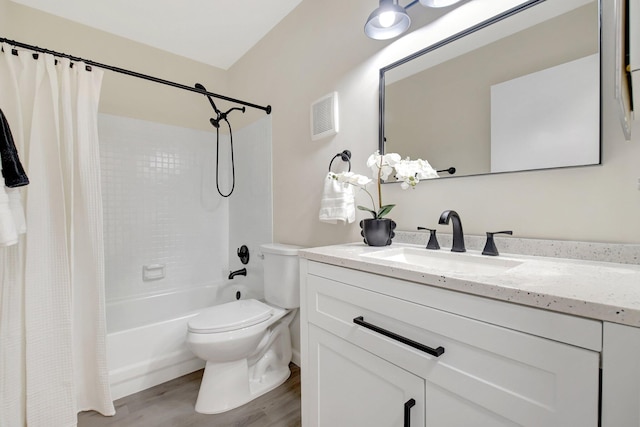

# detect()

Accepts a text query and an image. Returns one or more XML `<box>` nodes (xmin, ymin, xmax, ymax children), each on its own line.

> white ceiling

<box><xmin>10</xmin><ymin>0</ymin><xmax>303</xmax><ymax>70</ymax></box>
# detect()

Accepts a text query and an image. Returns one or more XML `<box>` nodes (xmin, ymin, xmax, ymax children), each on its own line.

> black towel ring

<box><xmin>328</xmin><ymin>150</ymin><xmax>351</xmax><ymax>172</ymax></box>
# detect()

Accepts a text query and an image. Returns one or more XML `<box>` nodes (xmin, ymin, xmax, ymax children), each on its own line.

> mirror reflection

<box><xmin>381</xmin><ymin>0</ymin><xmax>600</xmax><ymax>180</ymax></box>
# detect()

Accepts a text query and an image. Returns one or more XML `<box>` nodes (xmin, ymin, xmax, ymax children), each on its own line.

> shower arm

<box><xmin>219</xmin><ymin>107</ymin><xmax>246</xmax><ymax>123</ymax></box>
<box><xmin>209</xmin><ymin>107</ymin><xmax>246</xmax><ymax>129</ymax></box>
<box><xmin>197</xmin><ymin>83</ymin><xmax>246</xmax><ymax>128</ymax></box>
<box><xmin>198</xmin><ymin>83</ymin><xmax>222</xmax><ymax>115</ymax></box>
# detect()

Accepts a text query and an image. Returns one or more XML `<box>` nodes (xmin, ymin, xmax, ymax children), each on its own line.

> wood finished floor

<box><xmin>78</xmin><ymin>364</ymin><xmax>301</xmax><ymax>427</ymax></box>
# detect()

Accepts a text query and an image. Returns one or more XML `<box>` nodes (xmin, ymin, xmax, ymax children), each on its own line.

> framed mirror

<box><xmin>380</xmin><ymin>0</ymin><xmax>601</xmax><ymax>180</ymax></box>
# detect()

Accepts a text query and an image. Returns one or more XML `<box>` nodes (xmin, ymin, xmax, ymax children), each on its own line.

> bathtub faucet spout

<box><xmin>228</xmin><ymin>268</ymin><xmax>247</xmax><ymax>280</ymax></box>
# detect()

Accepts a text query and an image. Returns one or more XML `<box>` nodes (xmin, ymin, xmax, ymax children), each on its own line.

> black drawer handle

<box><xmin>353</xmin><ymin>316</ymin><xmax>445</xmax><ymax>357</ymax></box>
<box><xmin>404</xmin><ymin>399</ymin><xmax>416</xmax><ymax>427</ymax></box>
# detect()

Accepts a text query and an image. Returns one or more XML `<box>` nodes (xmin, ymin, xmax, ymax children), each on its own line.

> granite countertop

<box><xmin>299</xmin><ymin>242</ymin><xmax>640</xmax><ymax>327</ymax></box>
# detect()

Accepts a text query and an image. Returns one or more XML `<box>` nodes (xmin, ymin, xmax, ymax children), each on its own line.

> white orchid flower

<box><xmin>329</xmin><ymin>171</ymin><xmax>372</xmax><ymax>188</ymax></box>
<box><xmin>394</xmin><ymin>160</ymin><xmax>419</xmax><ymax>189</ymax></box>
<box><xmin>330</xmin><ymin>152</ymin><xmax>438</xmax><ymax>220</ymax></box>
<box><xmin>414</xmin><ymin>159</ymin><xmax>439</xmax><ymax>179</ymax></box>
<box><xmin>394</xmin><ymin>158</ymin><xmax>439</xmax><ymax>190</ymax></box>
<box><xmin>352</xmin><ymin>174</ymin><xmax>373</xmax><ymax>186</ymax></box>
<box><xmin>365</xmin><ymin>151</ymin><xmax>381</xmax><ymax>168</ymax></box>
<box><xmin>366</xmin><ymin>151</ymin><xmax>401</xmax><ymax>181</ymax></box>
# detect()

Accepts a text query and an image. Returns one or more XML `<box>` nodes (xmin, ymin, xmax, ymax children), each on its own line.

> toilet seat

<box><xmin>188</xmin><ymin>299</ymin><xmax>274</xmax><ymax>333</ymax></box>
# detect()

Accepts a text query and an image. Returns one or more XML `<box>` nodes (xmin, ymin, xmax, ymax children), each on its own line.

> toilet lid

<box><xmin>188</xmin><ymin>299</ymin><xmax>274</xmax><ymax>333</ymax></box>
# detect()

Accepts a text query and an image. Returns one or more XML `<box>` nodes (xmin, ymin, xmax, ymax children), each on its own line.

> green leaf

<box><xmin>357</xmin><ymin>205</ymin><xmax>378</xmax><ymax>219</ymax></box>
<box><xmin>377</xmin><ymin>204</ymin><xmax>395</xmax><ymax>218</ymax></box>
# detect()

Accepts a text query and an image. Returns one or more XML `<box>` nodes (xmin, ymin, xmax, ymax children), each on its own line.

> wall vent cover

<box><xmin>311</xmin><ymin>92</ymin><xmax>339</xmax><ymax>141</ymax></box>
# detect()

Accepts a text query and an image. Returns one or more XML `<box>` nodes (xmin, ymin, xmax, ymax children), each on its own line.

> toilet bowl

<box><xmin>186</xmin><ymin>243</ymin><xmax>302</xmax><ymax>414</ymax></box>
<box><xmin>186</xmin><ymin>299</ymin><xmax>295</xmax><ymax>414</ymax></box>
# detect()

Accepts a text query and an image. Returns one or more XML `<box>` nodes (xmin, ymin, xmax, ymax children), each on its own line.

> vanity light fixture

<box><xmin>419</xmin><ymin>0</ymin><xmax>463</xmax><ymax>7</ymax></box>
<box><xmin>365</xmin><ymin>0</ymin><xmax>464</xmax><ymax>40</ymax></box>
<box><xmin>364</xmin><ymin>0</ymin><xmax>412</xmax><ymax>40</ymax></box>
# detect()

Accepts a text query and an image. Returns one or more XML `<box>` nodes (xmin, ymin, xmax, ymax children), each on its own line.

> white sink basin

<box><xmin>360</xmin><ymin>247</ymin><xmax>522</xmax><ymax>276</ymax></box>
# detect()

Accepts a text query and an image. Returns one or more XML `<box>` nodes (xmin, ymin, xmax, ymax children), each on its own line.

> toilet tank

<box><xmin>261</xmin><ymin>243</ymin><xmax>303</xmax><ymax>309</ymax></box>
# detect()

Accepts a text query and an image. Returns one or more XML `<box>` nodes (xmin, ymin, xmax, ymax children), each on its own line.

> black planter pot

<box><xmin>360</xmin><ymin>218</ymin><xmax>396</xmax><ymax>247</ymax></box>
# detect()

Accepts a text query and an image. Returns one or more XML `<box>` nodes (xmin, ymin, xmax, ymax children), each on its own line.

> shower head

<box><xmin>209</xmin><ymin>106</ymin><xmax>246</xmax><ymax>129</ymax></box>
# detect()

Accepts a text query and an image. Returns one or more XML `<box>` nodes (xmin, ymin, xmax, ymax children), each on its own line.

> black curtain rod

<box><xmin>0</xmin><ymin>37</ymin><xmax>272</xmax><ymax>115</ymax></box>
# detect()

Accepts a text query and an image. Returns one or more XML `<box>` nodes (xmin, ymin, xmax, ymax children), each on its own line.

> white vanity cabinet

<box><xmin>300</xmin><ymin>259</ymin><xmax>602</xmax><ymax>427</ymax></box>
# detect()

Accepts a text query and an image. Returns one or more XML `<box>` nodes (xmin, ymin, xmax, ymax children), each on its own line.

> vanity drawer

<box><xmin>306</xmin><ymin>272</ymin><xmax>600</xmax><ymax>426</ymax></box>
<box><xmin>307</xmin><ymin>260</ymin><xmax>602</xmax><ymax>351</ymax></box>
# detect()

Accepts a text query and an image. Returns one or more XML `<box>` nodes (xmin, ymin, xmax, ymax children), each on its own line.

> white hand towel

<box><xmin>319</xmin><ymin>172</ymin><xmax>355</xmax><ymax>224</ymax></box>
<box><xmin>0</xmin><ymin>186</ymin><xmax>18</xmax><ymax>246</ymax></box>
<box><xmin>6</xmin><ymin>188</ymin><xmax>26</xmax><ymax>235</ymax></box>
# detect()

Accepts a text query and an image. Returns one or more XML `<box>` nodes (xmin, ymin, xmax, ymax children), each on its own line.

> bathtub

<box><xmin>106</xmin><ymin>284</ymin><xmax>233</xmax><ymax>400</ymax></box>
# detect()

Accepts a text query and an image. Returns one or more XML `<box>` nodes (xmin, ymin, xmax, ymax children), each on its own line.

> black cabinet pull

<box><xmin>353</xmin><ymin>316</ymin><xmax>445</xmax><ymax>357</ymax></box>
<box><xmin>404</xmin><ymin>398</ymin><xmax>416</xmax><ymax>427</ymax></box>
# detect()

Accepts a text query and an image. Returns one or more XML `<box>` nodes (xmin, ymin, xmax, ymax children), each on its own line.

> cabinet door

<box><xmin>602</xmin><ymin>322</ymin><xmax>640</xmax><ymax>427</ymax></box>
<box><xmin>307</xmin><ymin>325</ymin><xmax>425</xmax><ymax>427</ymax></box>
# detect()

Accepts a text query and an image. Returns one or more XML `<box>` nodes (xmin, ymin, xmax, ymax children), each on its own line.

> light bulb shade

<box><xmin>364</xmin><ymin>0</ymin><xmax>411</xmax><ymax>40</ymax></box>
<box><xmin>419</xmin><ymin>0</ymin><xmax>463</xmax><ymax>7</ymax></box>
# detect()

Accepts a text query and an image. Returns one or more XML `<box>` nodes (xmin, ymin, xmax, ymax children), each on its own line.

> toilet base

<box><xmin>194</xmin><ymin>359</ymin><xmax>291</xmax><ymax>414</ymax></box>
<box><xmin>191</xmin><ymin>308</ymin><xmax>296</xmax><ymax>415</ymax></box>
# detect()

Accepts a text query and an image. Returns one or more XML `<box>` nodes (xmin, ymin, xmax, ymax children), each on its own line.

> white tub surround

<box><xmin>299</xmin><ymin>241</ymin><xmax>640</xmax><ymax>427</ymax></box>
<box><xmin>99</xmin><ymin>114</ymin><xmax>272</xmax><ymax>401</ymax></box>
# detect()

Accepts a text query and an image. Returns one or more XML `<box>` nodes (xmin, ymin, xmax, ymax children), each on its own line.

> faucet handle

<box><xmin>482</xmin><ymin>230</ymin><xmax>513</xmax><ymax>256</ymax></box>
<box><xmin>417</xmin><ymin>227</ymin><xmax>440</xmax><ymax>250</ymax></box>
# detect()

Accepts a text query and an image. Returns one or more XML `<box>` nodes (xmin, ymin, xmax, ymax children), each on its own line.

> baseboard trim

<box><xmin>291</xmin><ymin>349</ymin><xmax>301</xmax><ymax>367</ymax></box>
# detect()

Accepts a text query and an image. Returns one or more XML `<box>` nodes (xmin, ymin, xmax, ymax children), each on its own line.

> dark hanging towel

<box><xmin>0</xmin><ymin>108</ymin><xmax>29</xmax><ymax>187</ymax></box>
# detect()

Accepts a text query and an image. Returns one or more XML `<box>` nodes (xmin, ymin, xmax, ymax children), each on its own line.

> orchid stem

<box><xmin>377</xmin><ymin>159</ymin><xmax>383</xmax><ymax>211</ymax></box>
<box><xmin>362</xmin><ymin>188</ymin><xmax>377</xmax><ymax>218</ymax></box>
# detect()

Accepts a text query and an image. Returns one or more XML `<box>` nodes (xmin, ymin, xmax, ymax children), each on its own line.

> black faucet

<box><xmin>417</xmin><ymin>227</ymin><xmax>440</xmax><ymax>250</ymax></box>
<box><xmin>482</xmin><ymin>231</ymin><xmax>513</xmax><ymax>256</ymax></box>
<box><xmin>438</xmin><ymin>210</ymin><xmax>465</xmax><ymax>252</ymax></box>
<box><xmin>228</xmin><ymin>268</ymin><xmax>247</xmax><ymax>280</ymax></box>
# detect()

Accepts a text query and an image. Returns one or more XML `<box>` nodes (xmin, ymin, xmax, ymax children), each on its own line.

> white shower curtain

<box><xmin>0</xmin><ymin>44</ymin><xmax>114</xmax><ymax>426</ymax></box>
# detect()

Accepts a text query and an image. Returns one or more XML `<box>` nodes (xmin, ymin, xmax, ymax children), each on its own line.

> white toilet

<box><xmin>186</xmin><ymin>243</ymin><xmax>301</xmax><ymax>414</ymax></box>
